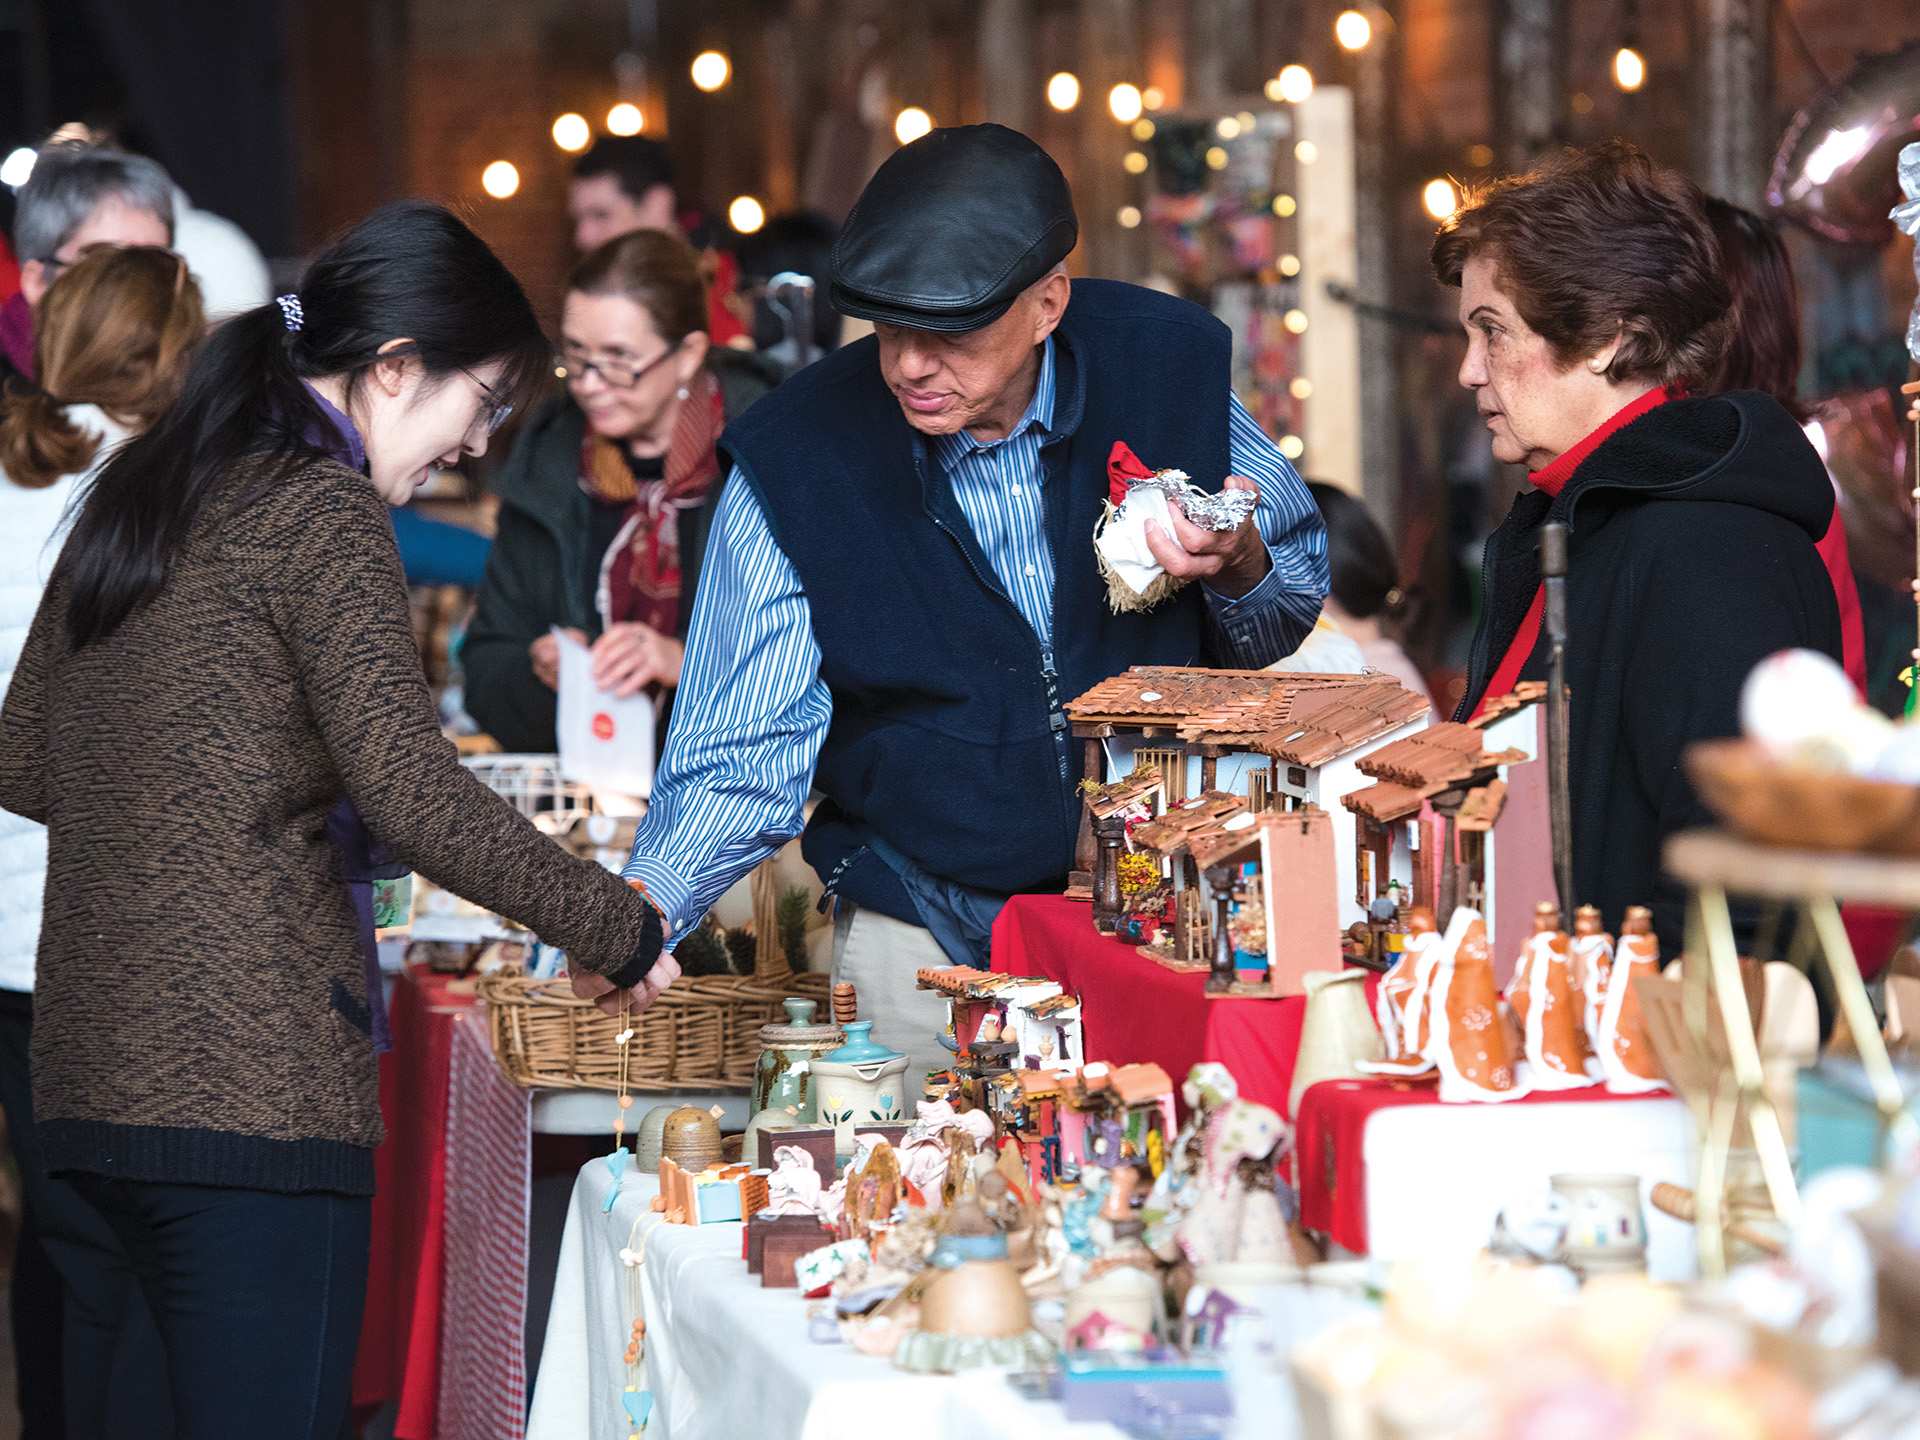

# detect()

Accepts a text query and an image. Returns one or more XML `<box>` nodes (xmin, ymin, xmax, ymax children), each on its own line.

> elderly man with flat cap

<box><xmin>588</xmin><ymin>125</ymin><xmax>1328</xmax><ymax>1078</ymax></box>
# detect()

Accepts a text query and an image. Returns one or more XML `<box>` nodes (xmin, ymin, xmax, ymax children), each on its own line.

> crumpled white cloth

<box><xmin>1095</xmin><ymin>484</ymin><xmax>1185</xmax><ymax>597</ymax></box>
<box><xmin>1893</xmin><ymin>142</ymin><xmax>1920</xmax><ymax>362</ymax></box>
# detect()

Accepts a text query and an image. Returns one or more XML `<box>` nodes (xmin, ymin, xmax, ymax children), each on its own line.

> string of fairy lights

<box><xmin>464</xmin><ymin>9</ymin><xmax>1655</xmax><ymax>234</ymax></box>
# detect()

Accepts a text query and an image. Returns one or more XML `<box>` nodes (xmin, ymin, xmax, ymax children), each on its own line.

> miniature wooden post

<box><xmin>1199</xmin><ymin>749</ymin><xmax>1219</xmax><ymax>794</ymax></box>
<box><xmin>1068</xmin><ymin>735</ymin><xmax>1105</xmax><ymax>899</ymax></box>
<box><xmin>1205</xmin><ymin>864</ymin><xmax>1236</xmax><ymax>994</ymax></box>
<box><xmin>1432</xmin><ymin>788</ymin><xmax>1467</xmax><ymax>920</ymax></box>
<box><xmin>1091</xmin><ymin>813</ymin><xmax>1127</xmax><ymax>933</ymax></box>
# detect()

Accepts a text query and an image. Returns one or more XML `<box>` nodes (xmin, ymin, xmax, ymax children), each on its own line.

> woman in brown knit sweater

<box><xmin>0</xmin><ymin>202</ymin><xmax>676</xmax><ymax>1437</ymax></box>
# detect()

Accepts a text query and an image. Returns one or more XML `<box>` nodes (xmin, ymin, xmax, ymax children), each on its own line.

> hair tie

<box><xmin>275</xmin><ymin>293</ymin><xmax>304</xmax><ymax>333</ymax></box>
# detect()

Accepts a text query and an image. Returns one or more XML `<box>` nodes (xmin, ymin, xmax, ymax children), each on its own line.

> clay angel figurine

<box><xmin>1361</xmin><ymin>907</ymin><xmax>1442</xmax><ymax>1076</ymax></box>
<box><xmin>1507</xmin><ymin>902</ymin><xmax>1598</xmax><ymax>1090</ymax></box>
<box><xmin>1425</xmin><ymin>908</ymin><xmax>1533</xmax><ymax>1103</ymax></box>
<box><xmin>1593</xmin><ymin>905</ymin><xmax>1669</xmax><ymax>1094</ymax></box>
<box><xmin>1569</xmin><ymin>905</ymin><xmax>1614</xmax><ymax>1060</ymax></box>
<box><xmin>766</xmin><ymin>1144</ymin><xmax>828</xmax><ymax>1220</ymax></box>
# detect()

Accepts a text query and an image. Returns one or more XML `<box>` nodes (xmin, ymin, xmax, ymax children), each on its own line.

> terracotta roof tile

<box><xmin>1471</xmin><ymin>683</ymin><xmax>1546</xmax><ymax>729</ymax></box>
<box><xmin>1067</xmin><ymin>667</ymin><xmax>1430</xmax><ymax>766</ymax></box>
<box><xmin>1128</xmin><ymin>792</ymin><xmax>1248</xmax><ymax>854</ymax></box>
<box><xmin>1342</xmin><ymin>780</ymin><xmax>1428</xmax><ymax>824</ymax></box>
<box><xmin>1085</xmin><ymin>771</ymin><xmax>1165</xmax><ymax>819</ymax></box>
<box><xmin>1356</xmin><ymin>722</ymin><xmax>1524</xmax><ymax>790</ymax></box>
<box><xmin>1110</xmin><ymin>1062</ymin><xmax>1174</xmax><ymax>1105</ymax></box>
<box><xmin>1456</xmin><ymin>779</ymin><xmax>1508</xmax><ymax>832</ymax></box>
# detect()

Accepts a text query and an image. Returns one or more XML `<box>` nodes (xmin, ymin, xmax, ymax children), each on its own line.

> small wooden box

<box><xmin>759</xmin><ymin>1215</ymin><xmax>835</xmax><ymax>1288</ymax></box>
<box><xmin>758</xmin><ymin>1124</ymin><xmax>837</xmax><ymax>1176</ymax></box>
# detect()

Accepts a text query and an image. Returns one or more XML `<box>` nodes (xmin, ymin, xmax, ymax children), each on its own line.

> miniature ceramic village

<box><xmin>561</xmin><ymin>627</ymin><xmax>1920</xmax><ymax>1438</ymax></box>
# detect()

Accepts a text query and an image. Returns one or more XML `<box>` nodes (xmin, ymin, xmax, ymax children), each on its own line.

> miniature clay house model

<box><xmin>1066</xmin><ymin>667</ymin><xmax>1430</xmax><ymax>932</ymax></box>
<box><xmin>1338</xmin><ymin>683</ymin><xmax>1552</xmax><ymax>971</ymax></box>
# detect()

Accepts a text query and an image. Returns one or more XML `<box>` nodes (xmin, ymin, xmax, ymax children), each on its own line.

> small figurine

<box><xmin>1594</xmin><ymin>906</ymin><xmax>1669</xmax><ymax>1094</ymax></box>
<box><xmin>840</xmin><ymin>1137</ymin><xmax>904</xmax><ymax>1243</ymax></box>
<box><xmin>1507</xmin><ymin>901</ymin><xmax>1598</xmax><ymax>1091</ymax></box>
<box><xmin>1569</xmin><ymin>904</ymin><xmax>1614</xmax><ymax>1059</ymax></box>
<box><xmin>1372</xmin><ymin>906</ymin><xmax>1440</xmax><ymax>1070</ymax></box>
<box><xmin>1425</xmin><ymin>908</ymin><xmax>1532</xmax><ymax>1103</ymax></box>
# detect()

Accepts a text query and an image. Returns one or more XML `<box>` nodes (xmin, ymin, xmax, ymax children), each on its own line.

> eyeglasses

<box><xmin>461</xmin><ymin>368</ymin><xmax>514</xmax><ymax>436</ymax></box>
<box><xmin>554</xmin><ymin>338</ymin><xmax>682</xmax><ymax>391</ymax></box>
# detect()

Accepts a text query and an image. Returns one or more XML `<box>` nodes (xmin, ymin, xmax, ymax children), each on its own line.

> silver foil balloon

<box><xmin>1769</xmin><ymin>41</ymin><xmax>1920</xmax><ymax>247</ymax></box>
<box><xmin>1895</xmin><ymin>143</ymin><xmax>1920</xmax><ymax>364</ymax></box>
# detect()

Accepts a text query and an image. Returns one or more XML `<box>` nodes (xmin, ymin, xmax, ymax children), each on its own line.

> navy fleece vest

<box><xmin>723</xmin><ymin>279</ymin><xmax>1232</xmax><ymax>913</ymax></box>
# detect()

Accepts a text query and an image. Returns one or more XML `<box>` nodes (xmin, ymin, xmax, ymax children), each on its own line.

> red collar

<box><xmin>1528</xmin><ymin>386</ymin><xmax>1672</xmax><ymax>498</ymax></box>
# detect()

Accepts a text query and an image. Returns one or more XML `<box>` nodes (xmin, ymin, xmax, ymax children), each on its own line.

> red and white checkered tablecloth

<box><xmin>437</xmin><ymin>1010</ymin><xmax>534</xmax><ymax>1439</ymax></box>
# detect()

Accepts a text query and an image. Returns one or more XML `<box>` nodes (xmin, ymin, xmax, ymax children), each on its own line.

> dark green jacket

<box><xmin>463</xmin><ymin>352</ymin><xmax>775</xmax><ymax>753</ymax></box>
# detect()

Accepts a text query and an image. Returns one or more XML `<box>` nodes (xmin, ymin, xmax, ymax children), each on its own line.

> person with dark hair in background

<box><xmin>734</xmin><ymin>210</ymin><xmax>844</xmax><ymax>371</ymax></box>
<box><xmin>0</xmin><ymin>201</ymin><xmax>676</xmax><ymax>1435</ymax></box>
<box><xmin>0</xmin><ymin>244</ymin><xmax>201</xmax><ymax>1440</ymax></box>
<box><xmin>1702</xmin><ymin>196</ymin><xmax>1868</xmax><ymax>700</ymax></box>
<box><xmin>1305</xmin><ymin>482</ymin><xmax>1433</xmax><ymax>707</ymax></box>
<box><xmin>568</xmin><ymin>134</ymin><xmax>746</xmax><ymax>346</ymax></box>
<box><xmin>464</xmin><ymin>228</ymin><xmax>775</xmax><ymax>755</ymax></box>
<box><xmin>1433</xmin><ymin>141</ymin><xmax>1840</xmax><ymax>953</ymax></box>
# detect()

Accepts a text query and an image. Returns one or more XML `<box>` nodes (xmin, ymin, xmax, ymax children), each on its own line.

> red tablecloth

<box><xmin>991</xmin><ymin>894</ymin><xmax>1313</xmax><ymax>1119</ymax></box>
<box><xmin>353</xmin><ymin>965</ymin><xmax>472</xmax><ymax>1437</ymax></box>
<box><xmin>1295</xmin><ymin>1077</ymin><xmax>1651</xmax><ymax>1252</ymax></box>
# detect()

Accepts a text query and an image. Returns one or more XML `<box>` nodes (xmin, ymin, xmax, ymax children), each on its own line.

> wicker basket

<box><xmin>1686</xmin><ymin>739</ymin><xmax>1920</xmax><ymax>857</ymax></box>
<box><xmin>479</xmin><ymin>862</ymin><xmax>831</xmax><ymax>1092</ymax></box>
<box><xmin>480</xmin><ymin>966</ymin><xmax>831</xmax><ymax>1091</ymax></box>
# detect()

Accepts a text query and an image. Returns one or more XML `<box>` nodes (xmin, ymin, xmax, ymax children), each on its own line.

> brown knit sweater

<box><xmin>0</xmin><ymin>456</ymin><xmax>661</xmax><ymax>1194</ymax></box>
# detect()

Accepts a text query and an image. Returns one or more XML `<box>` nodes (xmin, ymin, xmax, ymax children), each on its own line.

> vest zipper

<box><xmin>926</xmin><ymin>513</ymin><xmax>1073</xmax><ymax>786</ymax></box>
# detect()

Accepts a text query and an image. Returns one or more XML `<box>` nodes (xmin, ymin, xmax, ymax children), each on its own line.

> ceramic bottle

<box><xmin>752</xmin><ymin>997</ymin><xmax>844</xmax><ymax>1120</ymax></box>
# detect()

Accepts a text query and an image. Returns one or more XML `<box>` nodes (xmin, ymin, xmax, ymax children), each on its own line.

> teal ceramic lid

<box><xmin>822</xmin><ymin>1020</ymin><xmax>905</xmax><ymax>1065</ymax></box>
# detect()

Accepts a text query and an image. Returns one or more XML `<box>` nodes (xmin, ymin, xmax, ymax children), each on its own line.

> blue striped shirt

<box><xmin>625</xmin><ymin>337</ymin><xmax>1328</xmax><ymax>942</ymax></box>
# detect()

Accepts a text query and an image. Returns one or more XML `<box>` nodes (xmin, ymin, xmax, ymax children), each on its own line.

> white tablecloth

<box><xmin>528</xmin><ymin>1158</ymin><xmax>1341</xmax><ymax>1440</ymax></box>
<box><xmin>1357</xmin><ymin>1094</ymin><xmax>1699</xmax><ymax>1280</ymax></box>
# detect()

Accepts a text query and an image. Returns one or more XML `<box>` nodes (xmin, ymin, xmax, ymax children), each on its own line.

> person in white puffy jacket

<box><xmin>0</xmin><ymin>244</ymin><xmax>201</xmax><ymax>1437</ymax></box>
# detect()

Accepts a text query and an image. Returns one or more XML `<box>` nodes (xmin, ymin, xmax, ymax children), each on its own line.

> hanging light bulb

<box><xmin>481</xmin><ymin>161</ymin><xmax>521</xmax><ymax>200</ymax></box>
<box><xmin>1123</xmin><ymin>150</ymin><xmax>1149</xmax><ymax>175</ymax></box>
<box><xmin>1108</xmin><ymin>83</ymin><xmax>1144</xmax><ymax>124</ymax></box>
<box><xmin>1283</xmin><ymin>309</ymin><xmax>1310</xmax><ymax>335</ymax></box>
<box><xmin>1142</xmin><ymin>85</ymin><xmax>1166</xmax><ymax>111</ymax></box>
<box><xmin>1275</xmin><ymin>65</ymin><xmax>1314</xmax><ymax>104</ymax></box>
<box><xmin>1046</xmin><ymin>71</ymin><xmax>1082</xmax><ymax>111</ymax></box>
<box><xmin>1422</xmin><ymin>177</ymin><xmax>1460</xmax><ymax>221</ymax></box>
<box><xmin>728</xmin><ymin>195</ymin><xmax>766</xmax><ymax>234</ymax></box>
<box><xmin>1335</xmin><ymin>9</ymin><xmax>1374</xmax><ymax>51</ymax></box>
<box><xmin>691</xmin><ymin>50</ymin><xmax>732</xmax><ymax>92</ymax></box>
<box><xmin>1612</xmin><ymin>45</ymin><xmax>1646</xmax><ymax>92</ymax></box>
<box><xmin>894</xmin><ymin>107</ymin><xmax>934</xmax><ymax>144</ymax></box>
<box><xmin>551</xmin><ymin>113</ymin><xmax>591</xmax><ymax>152</ymax></box>
<box><xmin>1131</xmin><ymin>118</ymin><xmax>1156</xmax><ymax>142</ymax></box>
<box><xmin>1117</xmin><ymin>205</ymin><xmax>1143</xmax><ymax>229</ymax></box>
<box><xmin>607</xmin><ymin>103</ymin><xmax>644</xmax><ymax>136</ymax></box>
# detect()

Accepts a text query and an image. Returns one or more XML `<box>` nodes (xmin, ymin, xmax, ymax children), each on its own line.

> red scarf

<box><xmin>1468</xmin><ymin>387</ymin><xmax>1670</xmax><ymax>721</ymax></box>
<box><xmin>582</xmin><ymin>368</ymin><xmax>725</xmax><ymax>635</ymax></box>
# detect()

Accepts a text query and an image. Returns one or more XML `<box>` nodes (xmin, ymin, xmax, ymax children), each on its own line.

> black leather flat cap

<box><xmin>830</xmin><ymin>124</ymin><xmax>1078</xmax><ymax>333</ymax></box>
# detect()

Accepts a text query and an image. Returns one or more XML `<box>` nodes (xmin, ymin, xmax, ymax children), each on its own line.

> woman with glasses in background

<box><xmin>464</xmin><ymin>229</ymin><xmax>776</xmax><ymax>754</ymax></box>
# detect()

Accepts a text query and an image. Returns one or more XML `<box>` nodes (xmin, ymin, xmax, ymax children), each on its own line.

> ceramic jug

<box><xmin>661</xmin><ymin>1105</ymin><xmax>723</xmax><ymax>1171</ymax></box>
<box><xmin>1289</xmin><ymin>970</ymin><xmax>1386</xmax><ymax>1119</ymax></box>
<box><xmin>1551</xmin><ymin>1172</ymin><xmax>1647</xmax><ymax>1274</ymax></box>
<box><xmin>811</xmin><ymin>1021</ymin><xmax>910</xmax><ymax>1155</ymax></box>
<box><xmin>751</xmin><ymin>998</ymin><xmax>843</xmax><ymax>1120</ymax></box>
<box><xmin>634</xmin><ymin>1103</ymin><xmax>680</xmax><ymax>1172</ymax></box>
